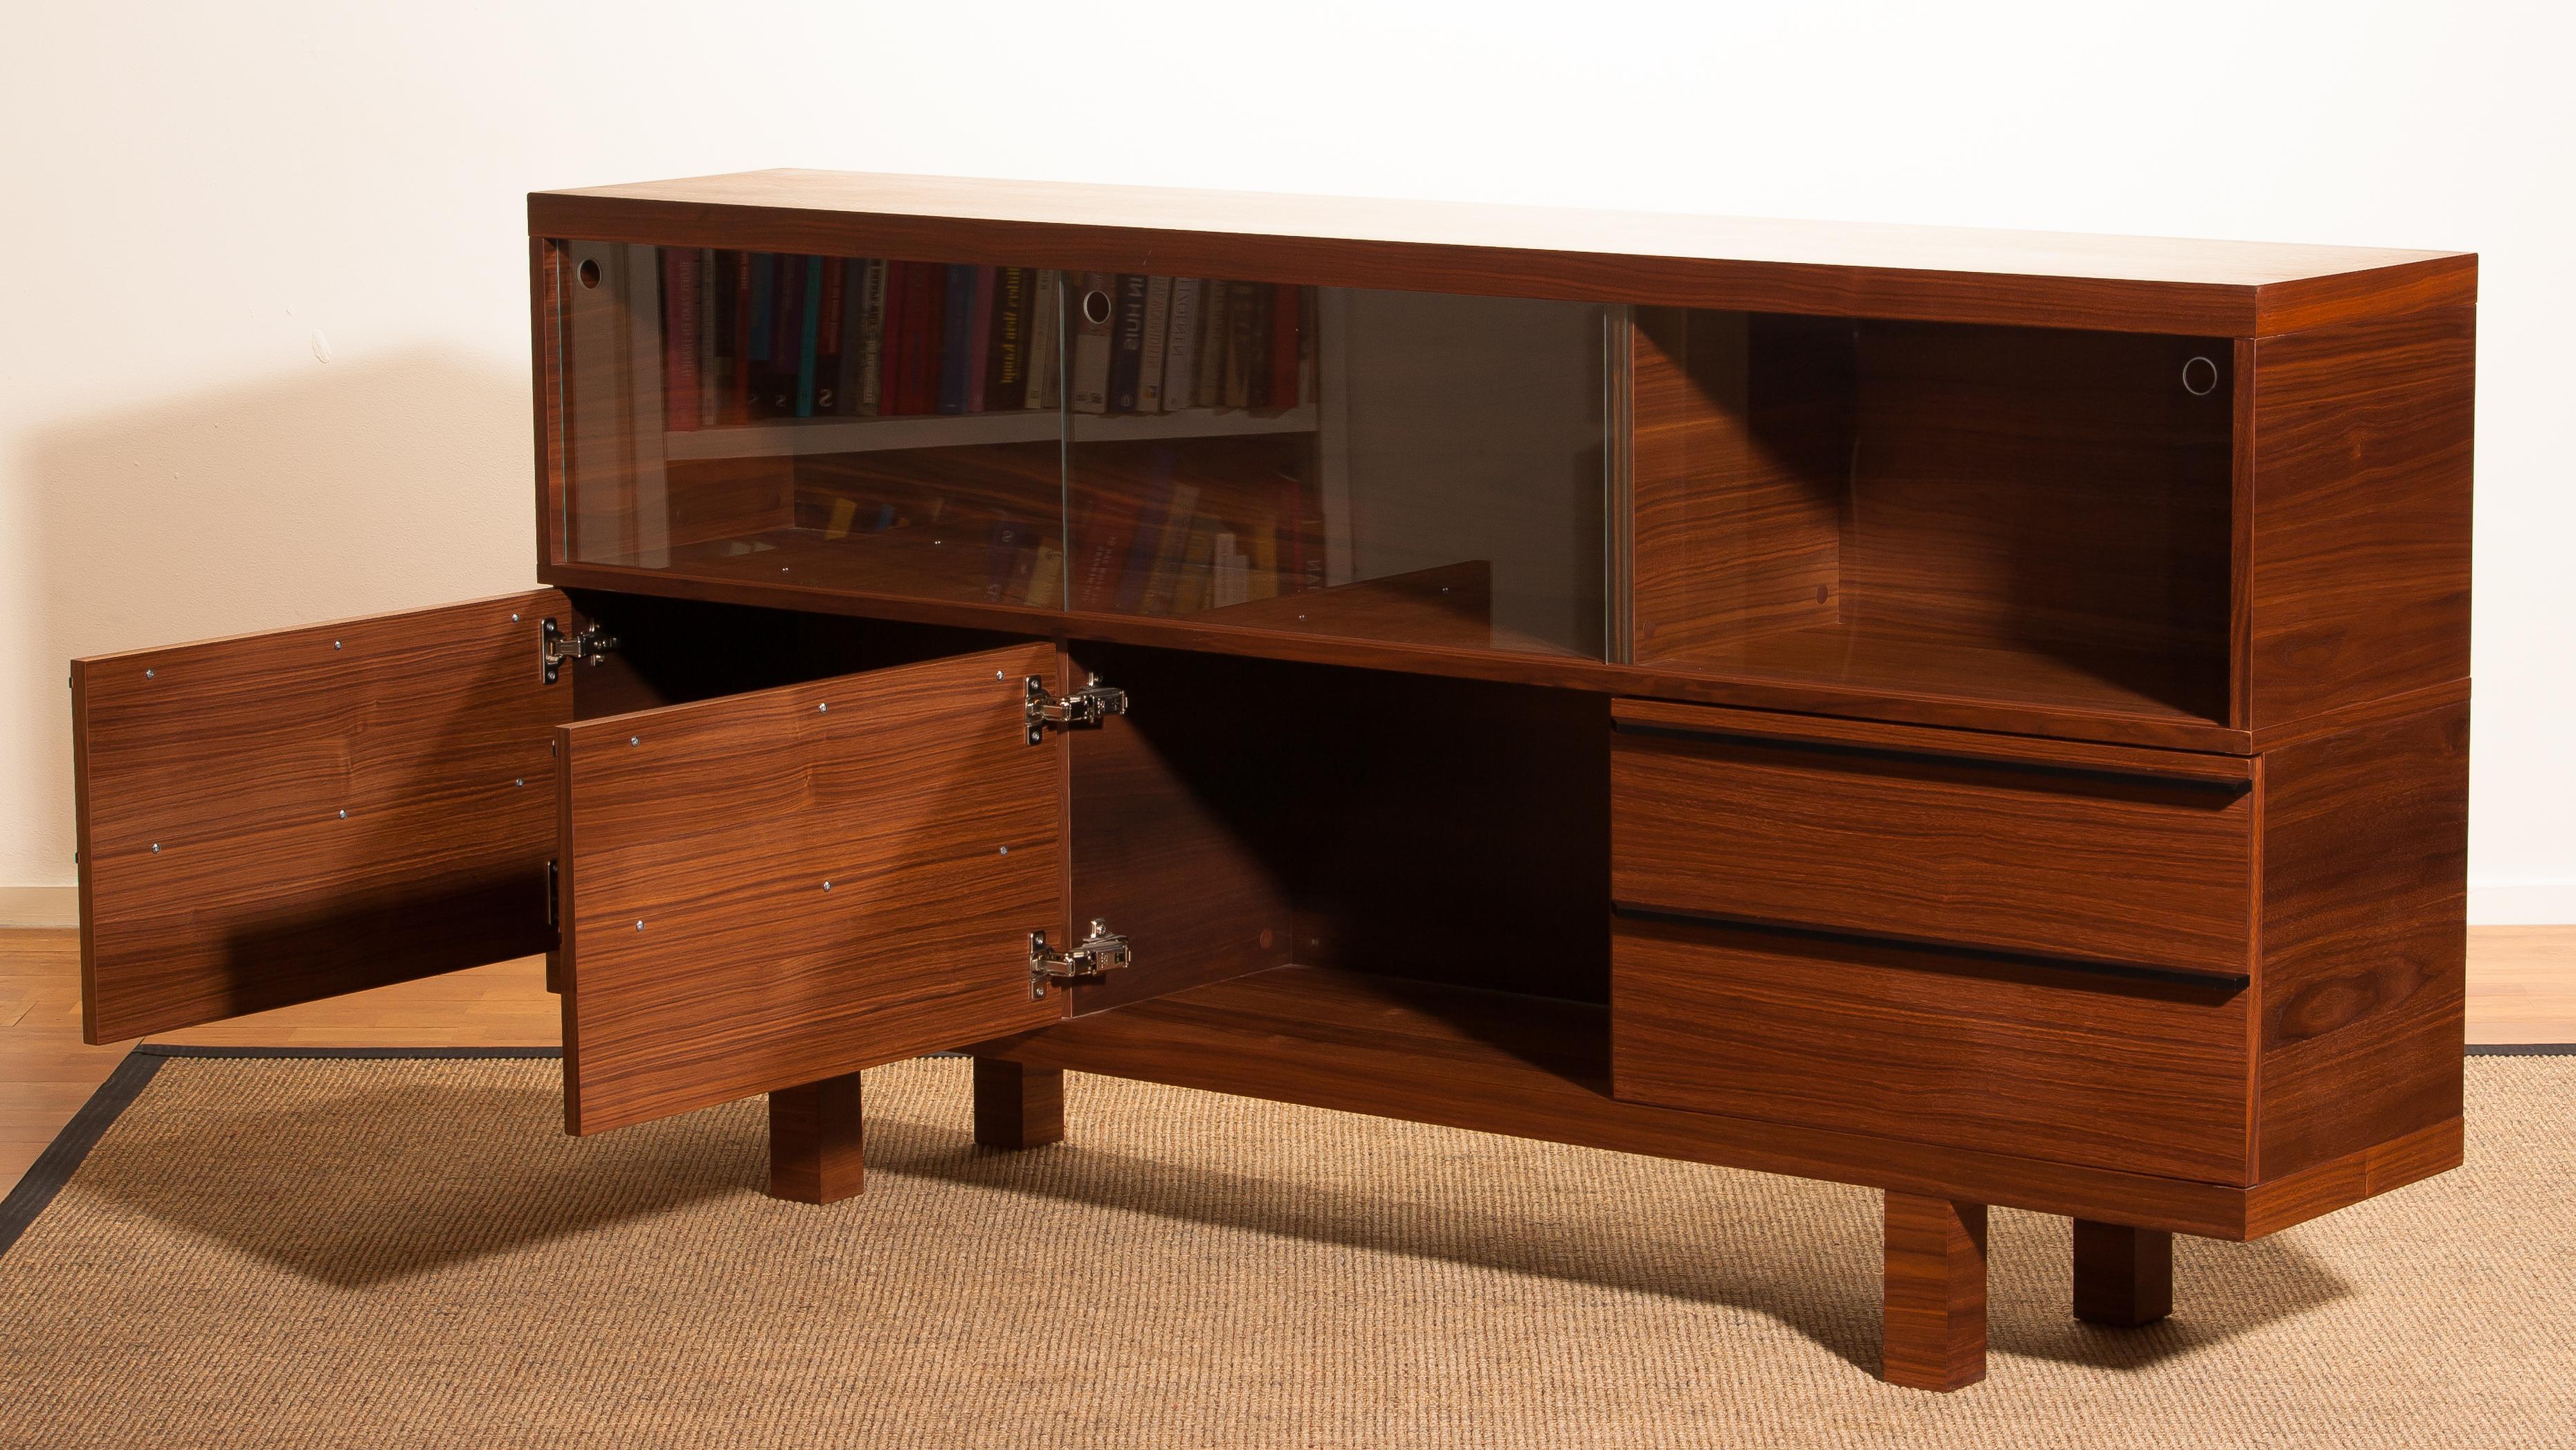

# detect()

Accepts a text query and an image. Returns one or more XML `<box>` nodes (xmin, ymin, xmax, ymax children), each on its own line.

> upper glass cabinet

<box><xmin>549</xmin><ymin>243</ymin><xmax>1614</xmax><ymax>660</ymax></box>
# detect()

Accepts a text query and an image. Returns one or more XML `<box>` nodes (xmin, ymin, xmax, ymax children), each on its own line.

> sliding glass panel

<box><xmin>553</xmin><ymin>244</ymin><xmax>1067</xmax><ymax>610</ymax></box>
<box><xmin>1061</xmin><ymin>276</ymin><xmax>1610</xmax><ymax>660</ymax></box>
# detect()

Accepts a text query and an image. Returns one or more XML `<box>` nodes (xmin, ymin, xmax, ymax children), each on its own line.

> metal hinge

<box><xmin>1029</xmin><ymin>918</ymin><xmax>1131</xmax><ymax>998</ymax></box>
<box><xmin>542</xmin><ymin>618</ymin><xmax>619</xmax><ymax>683</ymax></box>
<box><xmin>1024</xmin><ymin>675</ymin><xmax>1128</xmax><ymax>745</ymax></box>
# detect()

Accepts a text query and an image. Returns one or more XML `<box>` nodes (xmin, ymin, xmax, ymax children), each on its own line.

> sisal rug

<box><xmin>0</xmin><ymin>1049</ymin><xmax>2568</xmax><ymax>1449</ymax></box>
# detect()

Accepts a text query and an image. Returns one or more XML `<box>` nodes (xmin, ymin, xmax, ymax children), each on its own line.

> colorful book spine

<box><xmin>746</xmin><ymin>253</ymin><xmax>777</xmax><ymax>414</ymax></box>
<box><xmin>1161</xmin><ymin>279</ymin><xmax>1203</xmax><ymax>412</ymax></box>
<box><xmin>1112</xmin><ymin>455</ymin><xmax>1179</xmax><ymax>612</ymax></box>
<box><xmin>853</xmin><ymin>260</ymin><xmax>888</xmax><ymax>416</ymax></box>
<box><xmin>695</xmin><ymin>249</ymin><xmax>718</xmax><ymax>427</ymax></box>
<box><xmin>728</xmin><ymin>251</ymin><xmax>752</xmax><ymax>422</ymax></box>
<box><xmin>1019</xmin><ymin>542</ymin><xmax>1064</xmax><ymax>608</ymax></box>
<box><xmin>1136</xmin><ymin>485</ymin><xmax>1203</xmax><ymax>615</ymax></box>
<box><xmin>1222</xmin><ymin>281</ymin><xmax>1260</xmax><ymax>409</ymax></box>
<box><xmin>1269</xmin><ymin>284</ymin><xmax>1301</xmax><ymax>413</ymax></box>
<box><xmin>795</xmin><ymin>257</ymin><xmax>824</xmax><ymax>418</ymax></box>
<box><xmin>660</xmin><ymin>249</ymin><xmax>701</xmax><ymax>432</ymax></box>
<box><xmin>938</xmin><ymin>264</ymin><xmax>977</xmax><ymax>415</ymax></box>
<box><xmin>769</xmin><ymin>255</ymin><xmax>805</xmax><ymax>415</ymax></box>
<box><xmin>1069</xmin><ymin>272</ymin><xmax>1114</xmax><ymax>415</ymax></box>
<box><xmin>1024</xmin><ymin>270</ymin><xmax>1061</xmax><ymax>409</ymax></box>
<box><xmin>1105</xmin><ymin>273</ymin><xmax>1151</xmax><ymax>414</ymax></box>
<box><xmin>909</xmin><ymin>262</ymin><xmax>944</xmax><ymax>414</ymax></box>
<box><xmin>817</xmin><ymin>258</ymin><xmax>846</xmax><ymax>415</ymax></box>
<box><xmin>1135</xmin><ymin>277</ymin><xmax>1173</xmax><ymax>413</ymax></box>
<box><xmin>966</xmin><ymin>264</ymin><xmax>997</xmax><ymax>412</ymax></box>
<box><xmin>986</xmin><ymin>266</ymin><xmax>1029</xmax><ymax>410</ymax></box>
<box><xmin>1192</xmin><ymin>278</ymin><xmax>1228</xmax><ymax>411</ymax></box>
<box><xmin>1073</xmin><ymin>491</ymin><xmax>1143</xmax><ymax>612</ymax></box>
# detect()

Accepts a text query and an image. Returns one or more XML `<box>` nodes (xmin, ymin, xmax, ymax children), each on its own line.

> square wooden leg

<box><xmin>2073</xmin><ymin>1220</ymin><xmax>2173</xmax><ymax>1326</ymax></box>
<box><xmin>768</xmin><ymin>1072</ymin><xmax>864</xmax><ymax>1204</ymax></box>
<box><xmin>1883</xmin><ymin>1192</ymin><xmax>1988</xmax><ymax>1391</ymax></box>
<box><xmin>972</xmin><ymin>1058</ymin><xmax>1064</xmax><ymax>1150</ymax></box>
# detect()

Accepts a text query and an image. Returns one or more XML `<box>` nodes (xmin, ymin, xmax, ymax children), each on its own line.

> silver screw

<box><xmin>333</xmin><ymin>640</ymin><xmax>342</xmax><ymax>650</ymax></box>
<box><xmin>998</xmin><ymin>845</ymin><xmax>1009</xmax><ymax>855</ymax></box>
<box><xmin>511</xmin><ymin>613</ymin><xmax>520</xmax><ymax>622</ymax></box>
<box><xmin>514</xmin><ymin>778</ymin><xmax>525</xmax><ymax>787</ymax></box>
<box><xmin>144</xmin><ymin>669</ymin><xmax>154</xmax><ymax>680</ymax></box>
<box><xmin>996</xmin><ymin>670</ymin><xmax>1005</xmax><ymax>679</ymax></box>
<box><xmin>817</xmin><ymin>702</ymin><xmax>828</xmax><ymax>713</ymax></box>
<box><xmin>338</xmin><ymin>809</ymin><xmax>348</xmax><ymax>819</ymax></box>
<box><xmin>629</xmin><ymin>736</ymin><xmax>640</xmax><ymax>746</ymax></box>
<box><xmin>633</xmin><ymin>920</ymin><xmax>644</xmax><ymax>932</ymax></box>
<box><xmin>1296</xmin><ymin>615</ymin><xmax>1308</xmax><ymax>622</ymax></box>
<box><xmin>822</xmin><ymin>880</ymin><xmax>833</xmax><ymax>891</ymax></box>
<box><xmin>149</xmin><ymin>843</ymin><xmax>160</xmax><ymax>853</ymax></box>
<box><xmin>781</xmin><ymin>566</ymin><xmax>791</xmax><ymax>572</ymax></box>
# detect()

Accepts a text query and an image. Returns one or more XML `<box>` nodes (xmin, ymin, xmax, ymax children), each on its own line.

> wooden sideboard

<box><xmin>69</xmin><ymin>172</ymin><xmax>2471</xmax><ymax>1392</ymax></box>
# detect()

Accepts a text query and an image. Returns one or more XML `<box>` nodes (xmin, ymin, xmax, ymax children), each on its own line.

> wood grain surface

<box><xmin>2072</xmin><ymin>1220</ymin><xmax>2174</xmax><ymax>1327</ymax></box>
<box><xmin>1611</xmin><ymin>713</ymin><xmax>2255</xmax><ymax>972</ymax></box>
<box><xmin>767</xmin><ymin>1071</ymin><xmax>864</xmax><ymax>1203</ymax></box>
<box><xmin>557</xmin><ymin>642</ymin><xmax>1064</xmax><ymax>1135</ymax></box>
<box><xmin>1882</xmin><ymin>1193</ymin><xmax>1988</xmax><ymax>1391</ymax></box>
<box><xmin>529</xmin><ymin>170</ymin><xmax>2471</xmax><ymax>334</ymax></box>
<box><xmin>74</xmin><ymin>592</ymin><xmax>568</xmax><ymax>1042</ymax></box>
<box><xmin>978</xmin><ymin>964</ymin><xmax>2402</xmax><ymax>1240</ymax></box>
<box><xmin>970</xmin><ymin>1058</ymin><xmax>1064</xmax><ymax>1150</ymax></box>
<box><xmin>1610</xmin><ymin>914</ymin><xmax>2252</xmax><ymax>1183</ymax></box>
<box><xmin>2254</xmin><ymin>702</ymin><xmax>2468</xmax><ymax>1179</ymax></box>
<box><xmin>2244</xmin><ymin>307</ymin><xmax>2474</xmax><ymax>731</ymax></box>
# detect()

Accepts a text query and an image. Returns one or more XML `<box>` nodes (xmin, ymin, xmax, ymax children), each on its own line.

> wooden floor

<box><xmin>3</xmin><ymin>926</ymin><xmax>2568</xmax><ymax>1189</ymax></box>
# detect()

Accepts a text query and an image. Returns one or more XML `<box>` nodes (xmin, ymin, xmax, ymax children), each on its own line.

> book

<box><xmin>1105</xmin><ymin>273</ymin><xmax>1151</xmax><ymax>413</ymax></box>
<box><xmin>1019</xmin><ymin>542</ymin><xmax>1064</xmax><ymax>608</ymax></box>
<box><xmin>769</xmin><ymin>255</ymin><xmax>805</xmax><ymax>415</ymax></box>
<box><xmin>1278</xmin><ymin>475</ymin><xmax>1311</xmax><ymax>593</ymax></box>
<box><xmin>914</xmin><ymin>262</ymin><xmax>948</xmax><ymax>414</ymax></box>
<box><xmin>1072</xmin><ymin>491</ymin><xmax>1144</xmax><ymax>612</ymax></box>
<box><xmin>851</xmin><ymin>259</ymin><xmax>887</xmax><ymax>416</ymax></box>
<box><xmin>1069</xmin><ymin>272</ymin><xmax>1115</xmax><ymax>415</ymax></box>
<box><xmin>723</xmin><ymin>251</ymin><xmax>751</xmax><ymax>423</ymax></box>
<box><xmin>1246</xmin><ymin>515</ymin><xmax>1280</xmax><ymax>601</ymax></box>
<box><xmin>660</xmin><ymin>249</ymin><xmax>700</xmax><ymax>432</ymax></box>
<box><xmin>696</xmin><ymin>249</ymin><xmax>718</xmax><ymax>427</ymax></box>
<box><xmin>1269</xmin><ymin>284</ymin><xmax>1301</xmax><ymax>413</ymax></box>
<box><xmin>1024</xmin><ymin>270</ymin><xmax>1061</xmax><ymax>409</ymax></box>
<box><xmin>1222</xmin><ymin>281</ymin><xmax>1260</xmax><ymax>409</ymax></box>
<box><xmin>816</xmin><ymin>258</ymin><xmax>846</xmax><ymax>415</ymax></box>
<box><xmin>795</xmin><ymin>256</ymin><xmax>824</xmax><ymax>417</ymax></box>
<box><xmin>1161</xmin><ymin>279</ymin><xmax>1204</xmax><ymax>411</ymax></box>
<box><xmin>938</xmin><ymin>264</ymin><xmax>978</xmax><ymax>415</ymax></box>
<box><xmin>986</xmin><ymin>266</ymin><xmax>1028</xmax><ymax>410</ymax></box>
<box><xmin>1298</xmin><ymin>286</ymin><xmax>1318</xmax><ymax>408</ymax></box>
<box><xmin>966</xmin><ymin>264</ymin><xmax>997</xmax><ymax>412</ymax></box>
<box><xmin>1169</xmin><ymin>514</ymin><xmax>1220</xmax><ymax>615</ymax></box>
<box><xmin>1192</xmin><ymin>278</ymin><xmax>1228</xmax><ymax>410</ymax></box>
<box><xmin>1112</xmin><ymin>455</ymin><xmax>1180</xmax><ymax>612</ymax></box>
<box><xmin>1136</xmin><ymin>485</ymin><xmax>1204</xmax><ymax>615</ymax></box>
<box><xmin>1134</xmin><ymin>277</ymin><xmax>1173</xmax><ymax>413</ymax></box>
<box><xmin>1213</xmin><ymin>533</ymin><xmax>1248</xmax><ymax>609</ymax></box>
<box><xmin>986</xmin><ymin>520</ymin><xmax>1039</xmax><ymax>603</ymax></box>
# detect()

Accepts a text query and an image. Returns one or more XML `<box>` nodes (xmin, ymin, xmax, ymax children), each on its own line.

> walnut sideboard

<box><xmin>70</xmin><ymin>172</ymin><xmax>2471</xmax><ymax>1391</ymax></box>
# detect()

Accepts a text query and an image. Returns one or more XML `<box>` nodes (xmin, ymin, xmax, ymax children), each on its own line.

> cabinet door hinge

<box><xmin>1030</xmin><ymin>918</ymin><xmax>1130</xmax><ymax>998</ymax></box>
<box><xmin>1024</xmin><ymin>676</ymin><xmax>1128</xmax><ymax>744</ymax></box>
<box><xmin>542</xmin><ymin>618</ymin><xmax>619</xmax><ymax>683</ymax></box>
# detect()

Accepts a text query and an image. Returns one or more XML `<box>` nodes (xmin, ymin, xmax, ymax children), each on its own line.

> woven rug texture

<box><xmin>0</xmin><ymin>1054</ymin><xmax>2567</xmax><ymax>1449</ymax></box>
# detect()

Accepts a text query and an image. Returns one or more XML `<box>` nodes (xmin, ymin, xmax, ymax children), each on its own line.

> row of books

<box><xmin>807</xmin><ymin>455</ymin><xmax>1330</xmax><ymax>615</ymax></box>
<box><xmin>653</xmin><ymin>253</ymin><xmax>1316</xmax><ymax>430</ymax></box>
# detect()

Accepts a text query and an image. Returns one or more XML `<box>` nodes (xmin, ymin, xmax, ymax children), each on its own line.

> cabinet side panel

<box><xmin>2256</xmin><ymin>701</ymin><xmax>2467</xmax><ymax>1180</ymax></box>
<box><xmin>75</xmin><ymin>592</ymin><xmax>568</xmax><ymax>1042</ymax></box>
<box><xmin>2247</xmin><ymin>307</ymin><xmax>2473</xmax><ymax>728</ymax></box>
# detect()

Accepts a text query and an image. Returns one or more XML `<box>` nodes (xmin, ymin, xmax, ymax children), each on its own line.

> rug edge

<box><xmin>0</xmin><ymin>1049</ymin><xmax>165</xmax><ymax>1259</ymax></box>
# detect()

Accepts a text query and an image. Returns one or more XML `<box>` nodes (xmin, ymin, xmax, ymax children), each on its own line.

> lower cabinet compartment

<box><xmin>1611</xmin><ymin>913</ymin><xmax>2253</xmax><ymax>1184</ymax></box>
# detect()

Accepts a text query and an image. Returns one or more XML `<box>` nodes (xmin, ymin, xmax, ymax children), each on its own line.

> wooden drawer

<box><xmin>1611</xmin><ymin>914</ymin><xmax>2253</xmax><ymax>1183</ymax></box>
<box><xmin>1611</xmin><ymin>700</ymin><xmax>2254</xmax><ymax>974</ymax></box>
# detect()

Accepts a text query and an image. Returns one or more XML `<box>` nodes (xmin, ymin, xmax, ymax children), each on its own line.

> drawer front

<box><xmin>1612</xmin><ymin>915</ymin><xmax>2253</xmax><ymax>1183</ymax></box>
<box><xmin>1611</xmin><ymin>705</ymin><xmax>2254</xmax><ymax>973</ymax></box>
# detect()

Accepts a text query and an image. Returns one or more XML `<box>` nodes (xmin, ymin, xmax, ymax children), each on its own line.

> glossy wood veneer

<box><xmin>556</xmin><ymin>642</ymin><xmax>1066</xmax><ymax>1134</ymax></box>
<box><xmin>73</xmin><ymin>592</ymin><xmax>567</xmax><ymax>1042</ymax></box>
<box><xmin>979</xmin><ymin>965</ymin><xmax>2458</xmax><ymax>1241</ymax></box>
<box><xmin>1883</xmin><ymin>1193</ymin><xmax>1988</xmax><ymax>1392</ymax></box>
<box><xmin>530</xmin><ymin>171</ymin><xmax>2471</xmax><ymax>335</ymax></box>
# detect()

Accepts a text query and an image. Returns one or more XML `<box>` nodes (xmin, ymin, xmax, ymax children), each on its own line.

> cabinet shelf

<box><xmin>662</xmin><ymin>405</ymin><xmax>1321</xmax><ymax>462</ymax></box>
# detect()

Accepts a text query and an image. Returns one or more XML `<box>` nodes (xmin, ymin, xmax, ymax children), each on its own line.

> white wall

<box><xmin>2</xmin><ymin>0</ymin><xmax>2568</xmax><ymax>923</ymax></box>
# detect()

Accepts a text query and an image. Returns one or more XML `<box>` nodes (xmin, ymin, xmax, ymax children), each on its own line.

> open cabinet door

<box><xmin>73</xmin><ymin>591</ymin><xmax>570</xmax><ymax>1042</ymax></box>
<box><xmin>556</xmin><ymin>641</ymin><xmax>1066</xmax><ymax>1135</ymax></box>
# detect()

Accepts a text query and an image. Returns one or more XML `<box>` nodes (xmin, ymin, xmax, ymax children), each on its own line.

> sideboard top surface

<box><xmin>529</xmin><ymin>169</ymin><xmax>2474</xmax><ymax>335</ymax></box>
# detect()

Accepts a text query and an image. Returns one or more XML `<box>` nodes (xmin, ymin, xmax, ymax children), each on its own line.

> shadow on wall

<box><xmin>15</xmin><ymin>351</ymin><xmax>531</xmax><ymax>872</ymax></box>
